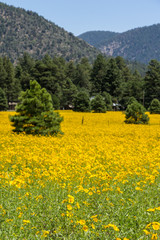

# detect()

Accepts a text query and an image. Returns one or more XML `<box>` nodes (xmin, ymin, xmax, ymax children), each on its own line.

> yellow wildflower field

<box><xmin>0</xmin><ymin>111</ymin><xmax>160</xmax><ymax>239</ymax></box>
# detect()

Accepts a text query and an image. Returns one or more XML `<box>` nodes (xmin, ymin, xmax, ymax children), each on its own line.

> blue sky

<box><xmin>0</xmin><ymin>0</ymin><xmax>160</xmax><ymax>36</ymax></box>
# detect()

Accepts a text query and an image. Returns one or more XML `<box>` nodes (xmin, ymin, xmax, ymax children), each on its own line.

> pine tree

<box><xmin>74</xmin><ymin>58</ymin><xmax>92</xmax><ymax>92</ymax></box>
<box><xmin>126</xmin><ymin>96</ymin><xmax>138</xmax><ymax>106</ymax></box>
<box><xmin>61</xmin><ymin>78</ymin><xmax>77</xmax><ymax>109</ymax></box>
<box><xmin>125</xmin><ymin>101</ymin><xmax>149</xmax><ymax>124</ymax></box>
<box><xmin>144</xmin><ymin>60</ymin><xmax>160</xmax><ymax>108</ymax></box>
<box><xmin>0</xmin><ymin>87</ymin><xmax>8</xmax><ymax>110</ymax></box>
<box><xmin>102</xmin><ymin>92</ymin><xmax>112</xmax><ymax>110</ymax></box>
<box><xmin>149</xmin><ymin>99</ymin><xmax>160</xmax><ymax>114</ymax></box>
<box><xmin>0</xmin><ymin>57</ymin><xmax>7</xmax><ymax>90</ymax></box>
<box><xmin>10</xmin><ymin>80</ymin><xmax>63</xmax><ymax>135</ymax></box>
<box><xmin>74</xmin><ymin>91</ymin><xmax>90</xmax><ymax>112</ymax></box>
<box><xmin>104</xmin><ymin>58</ymin><xmax>123</xmax><ymax>98</ymax></box>
<box><xmin>91</xmin><ymin>54</ymin><xmax>108</xmax><ymax>94</ymax></box>
<box><xmin>91</xmin><ymin>94</ymin><xmax>106</xmax><ymax>113</ymax></box>
<box><xmin>3</xmin><ymin>57</ymin><xmax>15</xmax><ymax>102</ymax></box>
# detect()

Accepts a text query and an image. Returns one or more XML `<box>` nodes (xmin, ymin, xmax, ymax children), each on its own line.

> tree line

<box><xmin>0</xmin><ymin>53</ymin><xmax>160</xmax><ymax>112</ymax></box>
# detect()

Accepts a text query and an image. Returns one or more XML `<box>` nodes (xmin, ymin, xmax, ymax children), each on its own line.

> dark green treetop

<box><xmin>149</xmin><ymin>98</ymin><xmax>160</xmax><ymax>114</ymax></box>
<box><xmin>144</xmin><ymin>59</ymin><xmax>160</xmax><ymax>108</ymax></box>
<box><xmin>91</xmin><ymin>54</ymin><xmax>108</xmax><ymax>94</ymax></box>
<box><xmin>126</xmin><ymin>96</ymin><xmax>138</xmax><ymax>106</ymax></box>
<box><xmin>0</xmin><ymin>87</ymin><xmax>8</xmax><ymax>110</ymax></box>
<box><xmin>10</xmin><ymin>80</ymin><xmax>63</xmax><ymax>135</ymax></box>
<box><xmin>125</xmin><ymin>101</ymin><xmax>149</xmax><ymax>124</ymax></box>
<box><xmin>91</xmin><ymin>94</ymin><xmax>106</xmax><ymax>113</ymax></box>
<box><xmin>74</xmin><ymin>58</ymin><xmax>92</xmax><ymax>93</ymax></box>
<box><xmin>73</xmin><ymin>91</ymin><xmax>91</xmax><ymax>112</ymax></box>
<box><xmin>102</xmin><ymin>91</ymin><xmax>112</xmax><ymax>110</ymax></box>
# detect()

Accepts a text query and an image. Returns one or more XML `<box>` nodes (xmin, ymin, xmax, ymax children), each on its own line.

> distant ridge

<box><xmin>78</xmin><ymin>24</ymin><xmax>160</xmax><ymax>64</ymax></box>
<box><xmin>78</xmin><ymin>31</ymin><xmax>119</xmax><ymax>48</ymax></box>
<box><xmin>0</xmin><ymin>2</ymin><xmax>100</xmax><ymax>62</ymax></box>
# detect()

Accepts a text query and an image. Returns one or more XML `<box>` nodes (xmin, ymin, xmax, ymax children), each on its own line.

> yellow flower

<box><xmin>78</xmin><ymin>219</ymin><xmax>86</xmax><ymax>225</ymax></box>
<box><xmin>151</xmin><ymin>233</ymin><xmax>158</xmax><ymax>240</ymax></box>
<box><xmin>93</xmin><ymin>217</ymin><xmax>98</xmax><ymax>222</ymax></box>
<box><xmin>35</xmin><ymin>195</ymin><xmax>43</xmax><ymax>201</ymax></box>
<box><xmin>82</xmin><ymin>225</ymin><xmax>88</xmax><ymax>232</ymax></box>
<box><xmin>67</xmin><ymin>204</ymin><xmax>72</xmax><ymax>211</ymax></box>
<box><xmin>68</xmin><ymin>195</ymin><xmax>74</xmax><ymax>204</ymax></box>
<box><xmin>152</xmin><ymin>223</ymin><xmax>160</xmax><ymax>230</ymax></box>
<box><xmin>62</xmin><ymin>199</ymin><xmax>67</xmax><ymax>204</ymax></box>
<box><xmin>91</xmin><ymin>223</ymin><xmax>95</xmax><ymax>229</ymax></box>
<box><xmin>42</xmin><ymin>230</ymin><xmax>50</xmax><ymax>238</ymax></box>
<box><xmin>22</xmin><ymin>220</ymin><xmax>30</xmax><ymax>225</ymax></box>
<box><xmin>18</xmin><ymin>212</ymin><xmax>23</xmax><ymax>218</ymax></box>
<box><xmin>91</xmin><ymin>215</ymin><xmax>98</xmax><ymax>218</ymax></box>
<box><xmin>88</xmin><ymin>191</ymin><xmax>93</xmax><ymax>195</ymax></box>
<box><xmin>147</xmin><ymin>208</ymin><xmax>155</xmax><ymax>212</ymax></box>
<box><xmin>66</xmin><ymin>211</ymin><xmax>73</xmax><ymax>217</ymax></box>
<box><xmin>76</xmin><ymin>202</ymin><xmax>80</xmax><ymax>209</ymax></box>
<box><xmin>143</xmin><ymin>229</ymin><xmax>150</xmax><ymax>235</ymax></box>
<box><xmin>5</xmin><ymin>219</ymin><xmax>13</xmax><ymax>222</ymax></box>
<box><xmin>103</xmin><ymin>223</ymin><xmax>119</xmax><ymax>231</ymax></box>
<box><xmin>25</xmin><ymin>192</ymin><xmax>30</xmax><ymax>197</ymax></box>
<box><xmin>117</xmin><ymin>187</ymin><xmax>123</xmax><ymax>194</ymax></box>
<box><xmin>135</xmin><ymin>187</ymin><xmax>143</xmax><ymax>191</ymax></box>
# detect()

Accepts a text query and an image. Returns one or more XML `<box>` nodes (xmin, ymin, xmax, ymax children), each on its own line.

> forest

<box><xmin>0</xmin><ymin>53</ymin><xmax>160</xmax><ymax>111</ymax></box>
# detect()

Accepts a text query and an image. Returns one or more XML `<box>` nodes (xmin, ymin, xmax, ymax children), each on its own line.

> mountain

<box><xmin>78</xmin><ymin>24</ymin><xmax>160</xmax><ymax>64</ymax></box>
<box><xmin>78</xmin><ymin>31</ymin><xmax>119</xmax><ymax>48</ymax></box>
<box><xmin>0</xmin><ymin>2</ymin><xmax>100</xmax><ymax>62</ymax></box>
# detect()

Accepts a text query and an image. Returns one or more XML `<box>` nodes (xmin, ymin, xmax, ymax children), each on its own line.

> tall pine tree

<box><xmin>10</xmin><ymin>80</ymin><xmax>63</xmax><ymax>136</ymax></box>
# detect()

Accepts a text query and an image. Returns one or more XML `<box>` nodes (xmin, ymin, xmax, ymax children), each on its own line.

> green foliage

<box><xmin>74</xmin><ymin>58</ymin><xmax>92</xmax><ymax>92</ymax></box>
<box><xmin>104</xmin><ymin>58</ymin><xmax>123</xmax><ymax>98</ymax></box>
<box><xmin>2</xmin><ymin>51</ymin><xmax>160</xmax><ymax>112</ymax></box>
<box><xmin>127</xmin><ymin>97</ymin><xmax>138</xmax><ymax>106</ymax></box>
<box><xmin>0</xmin><ymin>88</ymin><xmax>8</xmax><ymax>110</ymax></box>
<box><xmin>91</xmin><ymin>54</ymin><xmax>108</xmax><ymax>94</ymax></box>
<box><xmin>73</xmin><ymin>91</ymin><xmax>90</xmax><ymax>112</ymax></box>
<box><xmin>51</xmin><ymin>95</ymin><xmax>60</xmax><ymax>110</ymax></box>
<box><xmin>91</xmin><ymin>95</ymin><xmax>106</xmax><ymax>113</ymax></box>
<box><xmin>102</xmin><ymin>91</ymin><xmax>112</xmax><ymax>110</ymax></box>
<box><xmin>149</xmin><ymin>98</ymin><xmax>160</xmax><ymax>114</ymax></box>
<box><xmin>144</xmin><ymin>59</ymin><xmax>160</xmax><ymax>108</ymax></box>
<box><xmin>10</xmin><ymin>80</ymin><xmax>63</xmax><ymax>135</ymax></box>
<box><xmin>125</xmin><ymin>101</ymin><xmax>149</xmax><ymax>124</ymax></box>
<box><xmin>61</xmin><ymin>78</ymin><xmax>78</xmax><ymax>109</ymax></box>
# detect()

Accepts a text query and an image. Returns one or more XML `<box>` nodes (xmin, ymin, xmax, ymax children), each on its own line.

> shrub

<box><xmin>149</xmin><ymin>98</ymin><xmax>160</xmax><ymax>114</ymax></box>
<box><xmin>125</xmin><ymin>101</ymin><xmax>149</xmax><ymax>124</ymax></box>
<box><xmin>10</xmin><ymin>80</ymin><xmax>63</xmax><ymax>135</ymax></box>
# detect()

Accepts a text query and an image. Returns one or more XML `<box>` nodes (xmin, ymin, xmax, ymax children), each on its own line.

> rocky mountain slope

<box><xmin>78</xmin><ymin>24</ymin><xmax>160</xmax><ymax>63</ymax></box>
<box><xmin>0</xmin><ymin>2</ymin><xmax>100</xmax><ymax>62</ymax></box>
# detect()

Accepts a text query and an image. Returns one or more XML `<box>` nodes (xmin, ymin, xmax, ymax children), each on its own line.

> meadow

<box><xmin>1</xmin><ymin>111</ymin><xmax>160</xmax><ymax>240</ymax></box>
